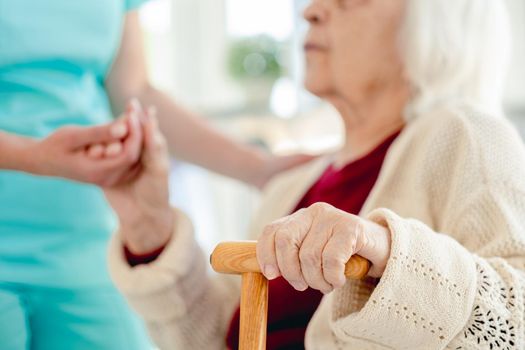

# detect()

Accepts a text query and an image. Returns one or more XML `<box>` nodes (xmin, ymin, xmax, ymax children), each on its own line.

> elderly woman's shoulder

<box><xmin>410</xmin><ymin>104</ymin><xmax>525</xmax><ymax>184</ymax></box>
<box><xmin>418</xmin><ymin>105</ymin><xmax>523</xmax><ymax>150</ymax></box>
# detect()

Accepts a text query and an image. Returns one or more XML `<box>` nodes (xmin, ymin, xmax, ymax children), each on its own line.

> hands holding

<box><xmin>24</xmin><ymin>100</ymin><xmax>145</xmax><ymax>187</ymax></box>
<box><xmin>102</xmin><ymin>104</ymin><xmax>174</xmax><ymax>255</ymax></box>
<box><xmin>257</xmin><ymin>202</ymin><xmax>392</xmax><ymax>294</ymax></box>
<box><xmin>9</xmin><ymin>99</ymin><xmax>391</xmax><ymax>278</ymax></box>
<box><xmin>29</xmin><ymin>99</ymin><xmax>173</xmax><ymax>255</ymax></box>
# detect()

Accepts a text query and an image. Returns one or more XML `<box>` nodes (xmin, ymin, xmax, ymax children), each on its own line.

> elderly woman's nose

<box><xmin>303</xmin><ymin>1</ymin><xmax>328</xmax><ymax>24</ymax></box>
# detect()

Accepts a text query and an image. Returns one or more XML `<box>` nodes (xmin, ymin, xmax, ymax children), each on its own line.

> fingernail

<box><xmin>292</xmin><ymin>281</ymin><xmax>307</xmax><ymax>291</ymax></box>
<box><xmin>263</xmin><ymin>265</ymin><xmax>279</xmax><ymax>280</ymax></box>
<box><xmin>110</xmin><ymin>123</ymin><xmax>128</xmax><ymax>138</ymax></box>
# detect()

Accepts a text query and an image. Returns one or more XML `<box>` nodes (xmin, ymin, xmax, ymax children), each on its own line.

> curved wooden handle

<box><xmin>210</xmin><ymin>241</ymin><xmax>370</xmax><ymax>280</ymax></box>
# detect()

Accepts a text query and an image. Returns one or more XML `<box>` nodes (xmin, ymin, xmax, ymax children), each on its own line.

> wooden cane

<box><xmin>210</xmin><ymin>241</ymin><xmax>370</xmax><ymax>350</ymax></box>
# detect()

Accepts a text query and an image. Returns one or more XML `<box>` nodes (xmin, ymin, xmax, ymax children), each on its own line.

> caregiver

<box><xmin>0</xmin><ymin>0</ymin><xmax>307</xmax><ymax>349</ymax></box>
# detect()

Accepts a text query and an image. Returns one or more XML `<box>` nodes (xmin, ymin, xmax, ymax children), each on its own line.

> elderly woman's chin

<box><xmin>304</xmin><ymin>70</ymin><xmax>333</xmax><ymax>98</ymax></box>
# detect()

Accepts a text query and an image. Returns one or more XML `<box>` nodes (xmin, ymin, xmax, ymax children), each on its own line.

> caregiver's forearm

<box><xmin>0</xmin><ymin>131</ymin><xmax>35</xmax><ymax>171</ymax></box>
<box><xmin>137</xmin><ymin>85</ymin><xmax>268</xmax><ymax>183</ymax></box>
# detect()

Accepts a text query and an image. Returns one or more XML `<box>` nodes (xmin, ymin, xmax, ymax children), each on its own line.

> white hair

<box><xmin>399</xmin><ymin>0</ymin><xmax>512</xmax><ymax>119</ymax></box>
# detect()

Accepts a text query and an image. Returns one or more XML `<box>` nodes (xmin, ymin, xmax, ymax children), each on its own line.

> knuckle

<box><xmin>309</xmin><ymin>202</ymin><xmax>335</xmax><ymax>217</ymax></box>
<box><xmin>293</xmin><ymin>207</ymin><xmax>308</xmax><ymax>217</ymax></box>
<box><xmin>264</xmin><ymin>222</ymin><xmax>279</xmax><ymax>232</ymax></box>
<box><xmin>260</xmin><ymin>224</ymin><xmax>277</xmax><ymax>240</ymax></box>
<box><xmin>309</xmin><ymin>202</ymin><xmax>327</xmax><ymax>213</ymax></box>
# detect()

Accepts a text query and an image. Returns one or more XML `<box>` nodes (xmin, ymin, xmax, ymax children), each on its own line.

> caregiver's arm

<box><xmin>105</xmin><ymin>12</ymin><xmax>312</xmax><ymax>189</ymax></box>
<box><xmin>0</xmin><ymin>131</ymin><xmax>34</xmax><ymax>171</ymax></box>
<box><xmin>0</xmin><ymin>110</ymin><xmax>142</xmax><ymax>186</ymax></box>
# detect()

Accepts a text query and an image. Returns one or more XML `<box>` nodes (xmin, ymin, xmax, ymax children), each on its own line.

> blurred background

<box><xmin>137</xmin><ymin>0</ymin><xmax>525</xmax><ymax>252</ymax></box>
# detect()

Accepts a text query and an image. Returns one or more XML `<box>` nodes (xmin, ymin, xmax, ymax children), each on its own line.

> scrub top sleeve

<box><xmin>125</xmin><ymin>0</ymin><xmax>149</xmax><ymax>11</ymax></box>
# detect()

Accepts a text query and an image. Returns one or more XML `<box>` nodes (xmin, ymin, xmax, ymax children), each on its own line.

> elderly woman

<box><xmin>106</xmin><ymin>0</ymin><xmax>524</xmax><ymax>348</ymax></box>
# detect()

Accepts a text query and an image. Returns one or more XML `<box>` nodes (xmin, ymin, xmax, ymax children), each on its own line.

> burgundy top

<box><xmin>225</xmin><ymin>131</ymin><xmax>399</xmax><ymax>350</ymax></box>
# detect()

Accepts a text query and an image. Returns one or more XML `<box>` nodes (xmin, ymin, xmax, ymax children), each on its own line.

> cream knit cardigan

<box><xmin>109</xmin><ymin>105</ymin><xmax>525</xmax><ymax>350</ymax></box>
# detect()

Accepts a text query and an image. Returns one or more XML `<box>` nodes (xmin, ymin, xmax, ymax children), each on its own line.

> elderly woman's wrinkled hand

<box><xmin>257</xmin><ymin>202</ymin><xmax>392</xmax><ymax>294</ymax></box>
<box><xmin>103</xmin><ymin>106</ymin><xmax>174</xmax><ymax>255</ymax></box>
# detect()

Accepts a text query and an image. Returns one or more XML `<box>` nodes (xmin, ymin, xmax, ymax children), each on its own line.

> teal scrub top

<box><xmin>0</xmin><ymin>0</ymin><xmax>148</xmax><ymax>287</ymax></box>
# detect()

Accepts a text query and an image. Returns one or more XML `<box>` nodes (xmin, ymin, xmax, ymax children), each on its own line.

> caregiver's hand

<box><xmin>257</xmin><ymin>202</ymin><xmax>392</xmax><ymax>294</ymax></box>
<box><xmin>27</xmin><ymin>100</ymin><xmax>144</xmax><ymax>186</ymax></box>
<box><xmin>103</xmin><ymin>108</ymin><xmax>174</xmax><ymax>255</ymax></box>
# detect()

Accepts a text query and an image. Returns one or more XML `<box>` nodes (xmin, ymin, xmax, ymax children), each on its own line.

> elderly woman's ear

<box><xmin>103</xmin><ymin>105</ymin><xmax>174</xmax><ymax>255</ymax></box>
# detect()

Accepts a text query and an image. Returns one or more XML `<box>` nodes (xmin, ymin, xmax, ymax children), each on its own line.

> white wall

<box><xmin>505</xmin><ymin>0</ymin><xmax>525</xmax><ymax>112</ymax></box>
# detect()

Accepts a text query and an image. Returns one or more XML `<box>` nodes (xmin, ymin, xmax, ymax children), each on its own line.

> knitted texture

<box><xmin>109</xmin><ymin>105</ymin><xmax>525</xmax><ymax>349</ymax></box>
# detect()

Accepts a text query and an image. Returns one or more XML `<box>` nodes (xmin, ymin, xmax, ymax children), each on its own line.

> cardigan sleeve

<box><xmin>325</xmin><ymin>183</ymin><xmax>525</xmax><ymax>349</ymax></box>
<box><xmin>108</xmin><ymin>208</ymin><xmax>240</xmax><ymax>349</ymax></box>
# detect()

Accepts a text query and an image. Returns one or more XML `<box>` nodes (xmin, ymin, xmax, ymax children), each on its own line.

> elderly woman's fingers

<box><xmin>275</xmin><ymin>226</ymin><xmax>308</xmax><ymax>291</ymax></box>
<box><xmin>257</xmin><ymin>221</ymin><xmax>282</xmax><ymax>280</ymax></box>
<box><xmin>258</xmin><ymin>203</ymin><xmax>372</xmax><ymax>293</ymax></box>
<box><xmin>321</xmin><ymin>220</ymin><xmax>359</xmax><ymax>289</ymax></box>
<box><xmin>299</xmin><ymin>221</ymin><xmax>334</xmax><ymax>294</ymax></box>
<box><xmin>139</xmin><ymin>106</ymin><xmax>155</xmax><ymax>162</ymax></box>
<box><xmin>120</xmin><ymin>103</ymin><xmax>143</xmax><ymax>164</ymax></box>
<box><xmin>272</xmin><ymin>209</ymin><xmax>315</xmax><ymax>291</ymax></box>
<box><xmin>141</xmin><ymin>106</ymin><xmax>170</xmax><ymax>173</ymax></box>
<box><xmin>83</xmin><ymin>117</ymin><xmax>142</xmax><ymax>185</ymax></box>
<box><xmin>116</xmin><ymin>161</ymin><xmax>143</xmax><ymax>185</ymax></box>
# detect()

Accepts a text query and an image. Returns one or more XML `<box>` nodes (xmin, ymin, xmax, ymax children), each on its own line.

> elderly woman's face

<box><xmin>303</xmin><ymin>0</ymin><xmax>406</xmax><ymax>100</ymax></box>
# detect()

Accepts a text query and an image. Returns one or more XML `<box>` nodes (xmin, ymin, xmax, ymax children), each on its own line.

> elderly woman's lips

<box><xmin>304</xmin><ymin>43</ymin><xmax>326</xmax><ymax>51</ymax></box>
